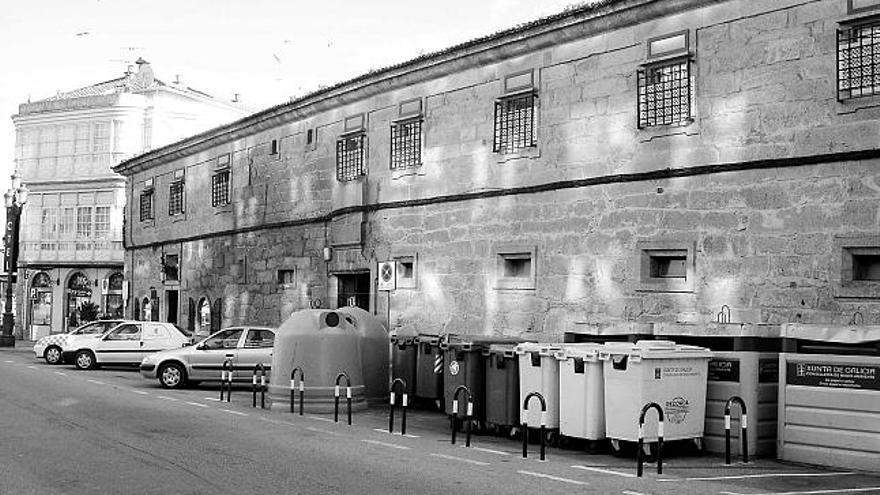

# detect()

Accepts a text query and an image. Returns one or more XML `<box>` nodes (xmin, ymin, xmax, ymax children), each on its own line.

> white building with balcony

<box><xmin>11</xmin><ymin>58</ymin><xmax>250</xmax><ymax>340</ymax></box>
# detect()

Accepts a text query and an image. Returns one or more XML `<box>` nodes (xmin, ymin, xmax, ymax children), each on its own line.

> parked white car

<box><xmin>140</xmin><ymin>327</ymin><xmax>274</xmax><ymax>388</ymax></box>
<box><xmin>65</xmin><ymin>321</ymin><xmax>193</xmax><ymax>370</ymax></box>
<box><xmin>33</xmin><ymin>320</ymin><xmax>126</xmax><ymax>365</ymax></box>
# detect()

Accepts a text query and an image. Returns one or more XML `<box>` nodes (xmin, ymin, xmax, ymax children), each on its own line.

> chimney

<box><xmin>232</xmin><ymin>93</ymin><xmax>240</xmax><ymax>103</ymax></box>
<box><xmin>134</xmin><ymin>57</ymin><xmax>154</xmax><ymax>87</ymax></box>
<box><xmin>174</xmin><ymin>74</ymin><xmax>181</xmax><ymax>85</ymax></box>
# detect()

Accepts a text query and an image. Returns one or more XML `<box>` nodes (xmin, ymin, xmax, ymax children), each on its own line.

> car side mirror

<box><xmin>195</xmin><ymin>343</ymin><xmax>206</xmax><ymax>350</ymax></box>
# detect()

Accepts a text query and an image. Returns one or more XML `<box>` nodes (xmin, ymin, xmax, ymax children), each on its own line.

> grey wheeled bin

<box><xmin>483</xmin><ymin>344</ymin><xmax>520</xmax><ymax>435</ymax></box>
<box><xmin>390</xmin><ymin>329</ymin><xmax>418</xmax><ymax>399</ymax></box>
<box><xmin>415</xmin><ymin>333</ymin><xmax>444</xmax><ymax>404</ymax></box>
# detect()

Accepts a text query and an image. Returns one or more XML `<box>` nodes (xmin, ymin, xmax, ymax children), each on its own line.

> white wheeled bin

<box><xmin>600</xmin><ymin>340</ymin><xmax>712</xmax><ymax>448</ymax></box>
<box><xmin>555</xmin><ymin>344</ymin><xmax>605</xmax><ymax>440</ymax></box>
<box><xmin>515</xmin><ymin>343</ymin><xmax>562</xmax><ymax>429</ymax></box>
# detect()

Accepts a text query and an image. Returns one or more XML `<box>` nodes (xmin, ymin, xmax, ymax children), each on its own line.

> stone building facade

<box><xmin>115</xmin><ymin>0</ymin><xmax>880</xmax><ymax>340</ymax></box>
<box><xmin>12</xmin><ymin>59</ymin><xmax>250</xmax><ymax>340</ymax></box>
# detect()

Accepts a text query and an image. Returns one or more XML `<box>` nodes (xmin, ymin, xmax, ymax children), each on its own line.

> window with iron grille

<box><xmin>838</xmin><ymin>22</ymin><xmax>880</xmax><ymax>100</ymax></box>
<box><xmin>169</xmin><ymin>181</ymin><xmax>184</xmax><ymax>216</ymax></box>
<box><xmin>390</xmin><ymin>119</ymin><xmax>422</xmax><ymax>170</ymax></box>
<box><xmin>637</xmin><ymin>58</ymin><xmax>692</xmax><ymax>128</ymax></box>
<box><xmin>336</xmin><ymin>134</ymin><xmax>366</xmax><ymax>181</ymax></box>
<box><xmin>140</xmin><ymin>191</ymin><xmax>153</xmax><ymax>221</ymax></box>
<box><xmin>493</xmin><ymin>92</ymin><xmax>537</xmax><ymax>153</ymax></box>
<box><xmin>212</xmin><ymin>170</ymin><xmax>230</xmax><ymax>207</ymax></box>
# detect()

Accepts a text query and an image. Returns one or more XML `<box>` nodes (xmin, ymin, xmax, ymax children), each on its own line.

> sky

<box><xmin>0</xmin><ymin>0</ymin><xmax>585</xmax><ymax>198</ymax></box>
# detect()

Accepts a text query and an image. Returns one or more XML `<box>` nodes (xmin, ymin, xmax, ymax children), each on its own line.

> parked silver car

<box><xmin>139</xmin><ymin>326</ymin><xmax>274</xmax><ymax>389</ymax></box>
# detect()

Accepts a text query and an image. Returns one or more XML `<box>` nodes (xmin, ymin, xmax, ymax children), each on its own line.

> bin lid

<box><xmin>513</xmin><ymin>342</ymin><xmax>563</xmax><ymax>356</ymax></box>
<box><xmin>390</xmin><ymin>334</ymin><xmax>415</xmax><ymax>345</ymax></box>
<box><xmin>441</xmin><ymin>335</ymin><xmax>526</xmax><ymax>351</ymax></box>
<box><xmin>599</xmin><ymin>340</ymin><xmax>713</xmax><ymax>360</ymax></box>
<box><xmin>414</xmin><ymin>333</ymin><xmax>443</xmax><ymax>345</ymax></box>
<box><xmin>554</xmin><ymin>343</ymin><xmax>603</xmax><ymax>361</ymax></box>
<box><xmin>780</xmin><ymin>323</ymin><xmax>880</xmax><ymax>343</ymax></box>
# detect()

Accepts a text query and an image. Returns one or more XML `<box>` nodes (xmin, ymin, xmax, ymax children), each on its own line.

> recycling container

<box><xmin>415</xmin><ymin>333</ymin><xmax>444</xmax><ymax>400</ymax></box>
<box><xmin>515</xmin><ymin>342</ymin><xmax>563</xmax><ymax>429</ymax></box>
<box><xmin>564</xmin><ymin>321</ymin><xmax>654</xmax><ymax>344</ymax></box>
<box><xmin>483</xmin><ymin>344</ymin><xmax>520</xmax><ymax>431</ymax></box>
<box><xmin>442</xmin><ymin>336</ymin><xmax>525</xmax><ymax>422</ymax></box>
<box><xmin>555</xmin><ymin>344</ymin><xmax>605</xmax><ymax>440</ymax></box>
<box><xmin>599</xmin><ymin>340</ymin><xmax>712</xmax><ymax>445</ymax></box>
<box><xmin>390</xmin><ymin>329</ymin><xmax>418</xmax><ymax>396</ymax></box>
<box><xmin>656</xmin><ymin>322</ymin><xmax>781</xmax><ymax>457</ymax></box>
<box><xmin>777</xmin><ymin>323</ymin><xmax>880</xmax><ymax>472</ymax></box>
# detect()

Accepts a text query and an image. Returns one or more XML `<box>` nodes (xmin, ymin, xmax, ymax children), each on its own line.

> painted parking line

<box><xmin>470</xmin><ymin>446</ymin><xmax>512</xmax><ymax>456</ymax></box>
<box><xmin>372</xmin><ymin>428</ymin><xmax>420</xmax><ymax>438</ymax></box>
<box><xmin>204</xmin><ymin>397</ymin><xmax>222</xmax><ymax>402</ymax></box>
<box><xmin>517</xmin><ymin>470</ymin><xmax>588</xmax><ymax>486</ymax></box>
<box><xmin>308</xmin><ymin>415</ymin><xmax>334</xmax><ymax>423</ymax></box>
<box><xmin>53</xmin><ymin>371</ymin><xmax>67</xmax><ymax>376</ymax></box>
<box><xmin>659</xmin><ymin>472</ymin><xmax>856</xmax><ymax>482</ymax></box>
<box><xmin>572</xmin><ymin>465</ymin><xmax>636</xmax><ymax>478</ymax></box>
<box><xmin>219</xmin><ymin>409</ymin><xmax>249</xmax><ymax>417</ymax></box>
<box><xmin>86</xmin><ymin>379</ymin><xmax>105</xmax><ymax>385</ymax></box>
<box><xmin>131</xmin><ymin>390</ymin><xmax>150</xmax><ymax>395</ymax></box>
<box><xmin>27</xmin><ymin>365</ymin><xmax>37</xmax><ymax>369</ymax></box>
<box><xmin>185</xmin><ymin>401</ymin><xmax>208</xmax><ymax>408</ymax></box>
<box><xmin>306</xmin><ymin>426</ymin><xmax>342</xmax><ymax>436</ymax></box>
<box><xmin>361</xmin><ymin>439</ymin><xmax>410</xmax><ymax>450</ymax></box>
<box><xmin>622</xmin><ymin>491</ymin><xmax>651</xmax><ymax>495</ymax></box>
<box><xmin>430</xmin><ymin>453</ymin><xmax>490</xmax><ymax>466</ymax></box>
<box><xmin>720</xmin><ymin>488</ymin><xmax>880</xmax><ymax>495</ymax></box>
<box><xmin>157</xmin><ymin>396</ymin><xmax>179</xmax><ymax>402</ymax></box>
<box><xmin>4</xmin><ymin>360</ymin><xmax>15</xmax><ymax>364</ymax></box>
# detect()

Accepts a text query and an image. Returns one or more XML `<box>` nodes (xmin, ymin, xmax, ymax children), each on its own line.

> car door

<box><xmin>188</xmin><ymin>328</ymin><xmax>244</xmax><ymax>381</ymax></box>
<box><xmin>141</xmin><ymin>323</ymin><xmax>177</xmax><ymax>364</ymax></box>
<box><xmin>95</xmin><ymin>323</ymin><xmax>142</xmax><ymax>364</ymax></box>
<box><xmin>236</xmin><ymin>328</ymin><xmax>275</xmax><ymax>378</ymax></box>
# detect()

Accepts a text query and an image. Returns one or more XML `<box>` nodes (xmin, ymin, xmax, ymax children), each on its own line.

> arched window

<box><xmin>142</xmin><ymin>297</ymin><xmax>151</xmax><ymax>321</ymax></box>
<box><xmin>31</xmin><ymin>272</ymin><xmax>53</xmax><ymax>327</ymax></box>
<box><xmin>104</xmin><ymin>272</ymin><xmax>124</xmax><ymax>318</ymax></box>
<box><xmin>65</xmin><ymin>272</ymin><xmax>93</xmax><ymax>330</ymax></box>
<box><xmin>32</xmin><ymin>272</ymin><xmax>52</xmax><ymax>288</ymax></box>
<box><xmin>197</xmin><ymin>297</ymin><xmax>211</xmax><ymax>337</ymax></box>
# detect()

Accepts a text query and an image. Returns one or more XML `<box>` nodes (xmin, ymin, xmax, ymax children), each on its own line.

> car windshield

<box><xmin>201</xmin><ymin>329</ymin><xmax>243</xmax><ymax>350</ymax></box>
<box><xmin>74</xmin><ymin>321</ymin><xmax>120</xmax><ymax>335</ymax></box>
<box><xmin>173</xmin><ymin>324</ymin><xmax>193</xmax><ymax>337</ymax></box>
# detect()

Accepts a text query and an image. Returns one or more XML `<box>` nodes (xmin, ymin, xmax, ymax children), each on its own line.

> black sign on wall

<box><xmin>786</xmin><ymin>362</ymin><xmax>879</xmax><ymax>390</ymax></box>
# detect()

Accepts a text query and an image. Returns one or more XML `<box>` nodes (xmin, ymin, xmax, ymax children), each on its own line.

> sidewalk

<box><xmin>0</xmin><ymin>340</ymin><xmax>37</xmax><ymax>355</ymax></box>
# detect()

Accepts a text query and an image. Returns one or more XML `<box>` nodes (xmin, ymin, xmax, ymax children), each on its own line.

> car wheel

<box><xmin>74</xmin><ymin>350</ymin><xmax>97</xmax><ymax>370</ymax></box>
<box><xmin>159</xmin><ymin>362</ymin><xmax>186</xmax><ymax>389</ymax></box>
<box><xmin>44</xmin><ymin>346</ymin><xmax>63</xmax><ymax>365</ymax></box>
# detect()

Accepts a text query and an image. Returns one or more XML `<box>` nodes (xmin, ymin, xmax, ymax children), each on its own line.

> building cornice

<box><xmin>113</xmin><ymin>0</ymin><xmax>719</xmax><ymax>176</ymax></box>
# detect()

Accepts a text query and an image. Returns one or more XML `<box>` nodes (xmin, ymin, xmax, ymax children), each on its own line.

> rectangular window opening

<box><xmin>390</xmin><ymin>119</ymin><xmax>422</xmax><ymax>170</ymax></box>
<box><xmin>838</xmin><ymin>21</ymin><xmax>880</xmax><ymax>100</ymax></box>
<box><xmin>277</xmin><ymin>269</ymin><xmax>296</xmax><ymax>284</ymax></box>
<box><xmin>649</xmin><ymin>253</ymin><xmax>687</xmax><ymax>279</ymax></box>
<box><xmin>140</xmin><ymin>191</ymin><xmax>153</xmax><ymax>221</ymax></box>
<box><xmin>638</xmin><ymin>58</ymin><xmax>692</xmax><ymax>128</ymax></box>
<box><xmin>336</xmin><ymin>134</ymin><xmax>366</xmax><ymax>181</ymax></box>
<box><xmin>853</xmin><ymin>254</ymin><xmax>880</xmax><ymax>280</ymax></box>
<box><xmin>211</xmin><ymin>170</ymin><xmax>230</xmax><ymax>207</ymax></box>
<box><xmin>169</xmin><ymin>181</ymin><xmax>185</xmax><ymax>216</ymax></box>
<box><xmin>270</xmin><ymin>139</ymin><xmax>278</xmax><ymax>155</ymax></box>
<box><xmin>503</xmin><ymin>255</ymin><xmax>532</xmax><ymax>278</ymax></box>
<box><xmin>493</xmin><ymin>92</ymin><xmax>537</xmax><ymax>154</ymax></box>
<box><xmin>163</xmin><ymin>254</ymin><xmax>180</xmax><ymax>282</ymax></box>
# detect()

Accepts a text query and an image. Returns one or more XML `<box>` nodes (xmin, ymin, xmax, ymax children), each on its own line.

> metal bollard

<box><xmin>252</xmin><ymin>363</ymin><xmax>267</xmax><ymax>409</ymax></box>
<box><xmin>220</xmin><ymin>359</ymin><xmax>233</xmax><ymax>402</ymax></box>
<box><xmin>290</xmin><ymin>367</ymin><xmax>304</xmax><ymax>415</ymax></box>
<box><xmin>522</xmin><ymin>391</ymin><xmax>547</xmax><ymax>461</ymax></box>
<box><xmin>450</xmin><ymin>385</ymin><xmax>473</xmax><ymax>447</ymax></box>
<box><xmin>334</xmin><ymin>372</ymin><xmax>352</xmax><ymax>425</ymax></box>
<box><xmin>724</xmin><ymin>396</ymin><xmax>749</xmax><ymax>465</ymax></box>
<box><xmin>389</xmin><ymin>378</ymin><xmax>408</xmax><ymax>435</ymax></box>
<box><xmin>637</xmin><ymin>402</ymin><xmax>664</xmax><ymax>477</ymax></box>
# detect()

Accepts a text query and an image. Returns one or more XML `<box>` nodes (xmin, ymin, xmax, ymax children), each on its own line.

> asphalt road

<box><xmin>1</xmin><ymin>346</ymin><xmax>879</xmax><ymax>495</ymax></box>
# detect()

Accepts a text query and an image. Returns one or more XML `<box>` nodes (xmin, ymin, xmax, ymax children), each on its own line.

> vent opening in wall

<box><xmin>495</xmin><ymin>246</ymin><xmax>536</xmax><ymax>290</ymax></box>
<box><xmin>636</xmin><ymin>241</ymin><xmax>695</xmax><ymax>293</ymax></box>
<box><xmin>649</xmin><ymin>251</ymin><xmax>687</xmax><ymax>279</ymax></box>
<box><xmin>853</xmin><ymin>254</ymin><xmax>880</xmax><ymax>281</ymax></box>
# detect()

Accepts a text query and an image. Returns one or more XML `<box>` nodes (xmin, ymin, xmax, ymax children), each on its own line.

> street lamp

<box><xmin>1</xmin><ymin>171</ymin><xmax>28</xmax><ymax>347</ymax></box>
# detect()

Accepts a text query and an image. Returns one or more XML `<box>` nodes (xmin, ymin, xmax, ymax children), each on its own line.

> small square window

<box><xmin>494</xmin><ymin>92</ymin><xmax>538</xmax><ymax>154</ymax></box>
<box><xmin>638</xmin><ymin>58</ymin><xmax>693</xmax><ymax>128</ymax></box>
<box><xmin>395</xmin><ymin>255</ymin><xmax>417</xmax><ymax>289</ymax></box>
<box><xmin>853</xmin><ymin>254</ymin><xmax>880</xmax><ymax>280</ymax></box>
<box><xmin>835</xmin><ymin>237</ymin><xmax>880</xmax><ymax>298</ymax></box>
<box><xmin>495</xmin><ymin>246</ymin><xmax>536</xmax><ymax>290</ymax></box>
<box><xmin>636</xmin><ymin>241</ymin><xmax>695</xmax><ymax>293</ymax></box>
<box><xmin>277</xmin><ymin>269</ymin><xmax>296</xmax><ymax>285</ymax></box>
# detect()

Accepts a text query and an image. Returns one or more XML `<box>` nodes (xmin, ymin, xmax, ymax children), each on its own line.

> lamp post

<box><xmin>1</xmin><ymin>172</ymin><xmax>28</xmax><ymax>347</ymax></box>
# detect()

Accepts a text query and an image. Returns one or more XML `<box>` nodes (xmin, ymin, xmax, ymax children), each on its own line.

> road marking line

<box><xmin>131</xmin><ymin>390</ymin><xmax>150</xmax><ymax>395</ymax></box>
<box><xmin>4</xmin><ymin>360</ymin><xmax>14</xmax><ymax>363</ymax></box>
<box><xmin>308</xmin><ymin>415</ymin><xmax>334</xmax><ymax>423</ymax></box>
<box><xmin>623</xmin><ymin>491</ymin><xmax>650</xmax><ymax>495</ymax></box>
<box><xmin>219</xmin><ymin>409</ymin><xmax>248</xmax><ymax>417</ymax></box>
<box><xmin>53</xmin><ymin>371</ymin><xmax>67</xmax><ymax>376</ymax></box>
<box><xmin>305</xmin><ymin>426</ymin><xmax>342</xmax><ymax>436</ymax></box>
<box><xmin>361</xmin><ymin>439</ymin><xmax>410</xmax><ymax>450</ymax></box>
<box><xmin>157</xmin><ymin>395</ymin><xmax>178</xmax><ymax>402</ymax></box>
<box><xmin>471</xmin><ymin>446</ymin><xmax>512</xmax><ymax>456</ymax></box>
<box><xmin>659</xmin><ymin>472</ymin><xmax>856</xmax><ymax>482</ymax></box>
<box><xmin>430</xmin><ymin>453</ymin><xmax>490</xmax><ymax>466</ymax></box>
<box><xmin>517</xmin><ymin>470</ymin><xmax>587</xmax><ymax>486</ymax></box>
<box><xmin>204</xmin><ymin>397</ymin><xmax>222</xmax><ymax>402</ymax></box>
<box><xmin>572</xmin><ymin>465</ymin><xmax>636</xmax><ymax>478</ymax></box>
<box><xmin>27</xmin><ymin>366</ymin><xmax>37</xmax><ymax>369</ymax></box>
<box><xmin>185</xmin><ymin>402</ymin><xmax>208</xmax><ymax>408</ymax></box>
<box><xmin>87</xmin><ymin>379</ymin><xmax>105</xmax><ymax>385</ymax></box>
<box><xmin>371</xmin><ymin>428</ymin><xmax>420</xmax><ymax>438</ymax></box>
<box><xmin>720</xmin><ymin>488</ymin><xmax>880</xmax><ymax>495</ymax></box>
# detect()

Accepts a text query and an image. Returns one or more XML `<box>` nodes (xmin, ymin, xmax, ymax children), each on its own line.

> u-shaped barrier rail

<box><xmin>220</xmin><ymin>359</ymin><xmax>233</xmax><ymax>402</ymax></box>
<box><xmin>334</xmin><ymin>372</ymin><xmax>352</xmax><ymax>425</ymax></box>
<box><xmin>290</xmin><ymin>367</ymin><xmax>305</xmax><ymax>415</ymax></box>
<box><xmin>388</xmin><ymin>378</ymin><xmax>408</xmax><ymax>435</ymax></box>
<box><xmin>450</xmin><ymin>385</ymin><xmax>473</xmax><ymax>447</ymax></box>
<box><xmin>725</xmin><ymin>396</ymin><xmax>749</xmax><ymax>464</ymax></box>
<box><xmin>252</xmin><ymin>363</ymin><xmax>267</xmax><ymax>409</ymax></box>
<box><xmin>637</xmin><ymin>402</ymin><xmax>664</xmax><ymax>477</ymax></box>
<box><xmin>521</xmin><ymin>391</ymin><xmax>547</xmax><ymax>460</ymax></box>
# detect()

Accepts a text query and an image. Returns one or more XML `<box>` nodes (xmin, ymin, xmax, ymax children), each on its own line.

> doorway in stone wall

<box><xmin>336</xmin><ymin>272</ymin><xmax>370</xmax><ymax>311</ymax></box>
<box><xmin>166</xmin><ymin>290</ymin><xmax>178</xmax><ymax>325</ymax></box>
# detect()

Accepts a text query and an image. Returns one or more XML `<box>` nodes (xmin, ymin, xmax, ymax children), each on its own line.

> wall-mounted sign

<box><xmin>377</xmin><ymin>261</ymin><xmax>396</xmax><ymax>291</ymax></box>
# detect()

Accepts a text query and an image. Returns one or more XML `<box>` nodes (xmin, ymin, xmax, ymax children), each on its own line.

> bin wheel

<box><xmin>610</xmin><ymin>438</ymin><xmax>625</xmax><ymax>457</ymax></box>
<box><xmin>545</xmin><ymin>430</ymin><xmax>558</xmax><ymax>447</ymax></box>
<box><xmin>434</xmin><ymin>399</ymin><xmax>443</xmax><ymax>411</ymax></box>
<box><xmin>558</xmin><ymin>435</ymin><xmax>572</xmax><ymax>449</ymax></box>
<box><xmin>509</xmin><ymin>426</ymin><xmax>521</xmax><ymax>440</ymax></box>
